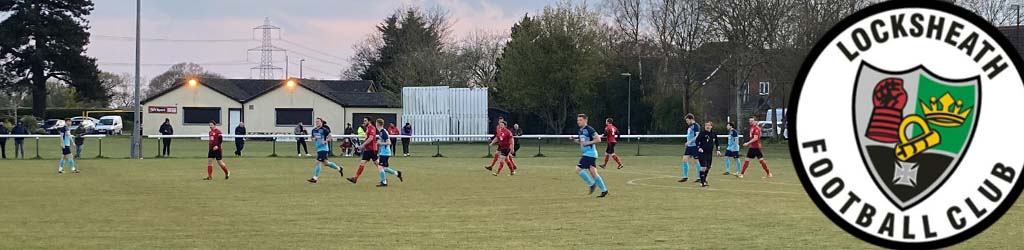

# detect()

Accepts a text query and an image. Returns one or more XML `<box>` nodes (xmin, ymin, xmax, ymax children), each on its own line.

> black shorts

<box><xmin>62</xmin><ymin>146</ymin><xmax>71</xmax><ymax>155</ymax></box>
<box><xmin>746</xmin><ymin>148</ymin><xmax>764</xmax><ymax>159</ymax></box>
<box><xmin>725</xmin><ymin>150</ymin><xmax>740</xmax><ymax>158</ymax></box>
<box><xmin>379</xmin><ymin>156</ymin><xmax>390</xmax><ymax>167</ymax></box>
<box><xmin>685</xmin><ymin>146</ymin><xmax>699</xmax><ymax>158</ymax></box>
<box><xmin>317</xmin><ymin>151</ymin><xmax>329</xmax><ymax>161</ymax></box>
<box><xmin>208</xmin><ymin>149</ymin><xmax>223</xmax><ymax>160</ymax></box>
<box><xmin>577</xmin><ymin>156</ymin><xmax>597</xmax><ymax>169</ymax></box>
<box><xmin>605</xmin><ymin>143</ymin><xmax>617</xmax><ymax>154</ymax></box>
<box><xmin>499</xmin><ymin>149</ymin><xmax>511</xmax><ymax>156</ymax></box>
<box><xmin>362</xmin><ymin>150</ymin><xmax>379</xmax><ymax>161</ymax></box>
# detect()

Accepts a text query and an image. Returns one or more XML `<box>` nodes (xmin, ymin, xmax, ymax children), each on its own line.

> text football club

<box><xmin>789</xmin><ymin>1</ymin><xmax>1024</xmax><ymax>249</ymax></box>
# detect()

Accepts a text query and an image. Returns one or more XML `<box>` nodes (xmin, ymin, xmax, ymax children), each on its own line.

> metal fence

<box><xmin>142</xmin><ymin>134</ymin><xmax>741</xmax><ymax>158</ymax></box>
<box><xmin>0</xmin><ymin>134</ymin><xmax>108</xmax><ymax>159</ymax></box>
<box><xmin>0</xmin><ymin>134</ymin><xmax>742</xmax><ymax>159</ymax></box>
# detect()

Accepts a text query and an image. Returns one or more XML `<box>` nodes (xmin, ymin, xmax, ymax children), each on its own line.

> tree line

<box><xmin>1</xmin><ymin>0</ymin><xmax>1017</xmax><ymax>133</ymax></box>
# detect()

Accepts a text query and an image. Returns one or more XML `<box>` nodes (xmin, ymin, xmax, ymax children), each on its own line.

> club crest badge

<box><xmin>789</xmin><ymin>1</ymin><xmax>1024</xmax><ymax>249</ymax></box>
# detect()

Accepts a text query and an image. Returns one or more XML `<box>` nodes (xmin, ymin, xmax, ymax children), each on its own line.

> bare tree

<box><xmin>958</xmin><ymin>0</ymin><xmax>1015</xmax><ymax>26</ymax></box>
<box><xmin>604</xmin><ymin>0</ymin><xmax>645</xmax><ymax>89</ymax></box>
<box><xmin>456</xmin><ymin>30</ymin><xmax>507</xmax><ymax>89</ymax></box>
<box><xmin>101</xmin><ymin>72</ymin><xmax>133</xmax><ymax>109</ymax></box>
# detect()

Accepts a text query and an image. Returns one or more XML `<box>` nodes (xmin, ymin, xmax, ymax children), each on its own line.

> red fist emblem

<box><xmin>866</xmin><ymin>78</ymin><xmax>907</xmax><ymax>143</ymax></box>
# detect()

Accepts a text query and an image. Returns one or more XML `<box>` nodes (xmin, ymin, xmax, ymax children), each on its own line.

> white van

<box><xmin>94</xmin><ymin>115</ymin><xmax>124</xmax><ymax>135</ymax></box>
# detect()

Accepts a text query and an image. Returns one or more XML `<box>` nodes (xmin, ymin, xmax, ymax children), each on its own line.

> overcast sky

<box><xmin>88</xmin><ymin>0</ymin><xmax>563</xmax><ymax>81</ymax></box>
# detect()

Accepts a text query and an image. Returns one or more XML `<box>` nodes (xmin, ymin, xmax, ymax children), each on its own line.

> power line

<box><xmin>285</xmin><ymin>50</ymin><xmax>346</xmax><ymax>66</ymax></box>
<box><xmin>93</xmin><ymin>35</ymin><xmax>252</xmax><ymax>42</ymax></box>
<box><xmin>279</xmin><ymin>38</ymin><xmax>347</xmax><ymax>61</ymax></box>
<box><xmin>286</xmin><ymin>60</ymin><xmax>335</xmax><ymax>77</ymax></box>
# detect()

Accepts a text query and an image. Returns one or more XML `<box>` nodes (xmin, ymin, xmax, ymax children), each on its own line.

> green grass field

<box><xmin>0</xmin><ymin>137</ymin><xmax>1022</xmax><ymax>249</ymax></box>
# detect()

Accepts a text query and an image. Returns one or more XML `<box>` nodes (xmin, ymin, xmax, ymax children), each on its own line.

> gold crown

<box><xmin>920</xmin><ymin>92</ymin><xmax>971</xmax><ymax>127</ymax></box>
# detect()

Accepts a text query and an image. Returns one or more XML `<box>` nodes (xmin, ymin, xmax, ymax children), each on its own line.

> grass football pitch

<box><xmin>0</xmin><ymin>137</ymin><xmax>1021</xmax><ymax>249</ymax></box>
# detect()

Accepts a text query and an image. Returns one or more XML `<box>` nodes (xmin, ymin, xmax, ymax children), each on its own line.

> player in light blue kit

<box><xmin>573</xmin><ymin>114</ymin><xmax>608</xmax><ymax>198</ymax></box>
<box><xmin>679</xmin><ymin>113</ymin><xmax>701</xmax><ymax>182</ymax></box>
<box><xmin>374</xmin><ymin>118</ymin><xmax>403</xmax><ymax>187</ymax></box>
<box><xmin>307</xmin><ymin>118</ymin><xmax>344</xmax><ymax>183</ymax></box>
<box><xmin>722</xmin><ymin>122</ymin><xmax>742</xmax><ymax>175</ymax></box>
<box><xmin>57</xmin><ymin>119</ymin><xmax>78</xmax><ymax>174</ymax></box>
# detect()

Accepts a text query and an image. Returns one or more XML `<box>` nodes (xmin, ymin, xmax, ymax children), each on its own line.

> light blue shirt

<box><xmin>727</xmin><ymin>129</ymin><xmax>740</xmax><ymax>151</ymax></box>
<box><xmin>578</xmin><ymin>126</ymin><xmax>598</xmax><ymax>158</ymax></box>
<box><xmin>61</xmin><ymin>128</ymin><xmax>72</xmax><ymax>147</ymax></box>
<box><xmin>378</xmin><ymin>129</ymin><xmax>392</xmax><ymax>157</ymax></box>
<box><xmin>312</xmin><ymin>127</ymin><xmax>330</xmax><ymax>152</ymax></box>
<box><xmin>686</xmin><ymin>123</ymin><xmax>699</xmax><ymax>147</ymax></box>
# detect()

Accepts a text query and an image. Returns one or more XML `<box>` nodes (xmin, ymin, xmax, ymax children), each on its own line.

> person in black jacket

<box><xmin>695</xmin><ymin>121</ymin><xmax>721</xmax><ymax>187</ymax></box>
<box><xmin>12</xmin><ymin>121</ymin><xmax>28</xmax><ymax>159</ymax></box>
<box><xmin>0</xmin><ymin>123</ymin><xmax>8</xmax><ymax>159</ymax></box>
<box><xmin>73</xmin><ymin>125</ymin><xmax>86</xmax><ymax>158</ymax></box>
<box><xmin>159</xmin><ymin>118</ymin><xmax>174</xmax><ymax>156</ymax></box>
<box><xmin>234</xmin><ymin>122</ymin><xmax>246</xmax><ymax>156</ymax></box>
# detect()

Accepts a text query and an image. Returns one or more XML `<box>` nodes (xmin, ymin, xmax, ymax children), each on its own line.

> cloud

<box><xmin>85</xmin><ymin>0</ymin><xmax>559</xmax><ymax>80</ymax></box>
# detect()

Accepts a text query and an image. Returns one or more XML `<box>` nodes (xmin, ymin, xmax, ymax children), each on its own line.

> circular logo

<box><xmin>789</xmin><ymin>1</ymin><xmax>1024</xmax><ymax>248</ymax></box>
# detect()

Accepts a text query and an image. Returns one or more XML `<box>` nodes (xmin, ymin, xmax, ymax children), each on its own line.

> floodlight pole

<box><xmin>621</xmin><ymin>73</ymin><xmax>633</xmax><ymax>135</ymax></box>
<box><xmin>130</xmin><ymin>0</ymin><xmax>141</xmax><ymax>159</ymax></box>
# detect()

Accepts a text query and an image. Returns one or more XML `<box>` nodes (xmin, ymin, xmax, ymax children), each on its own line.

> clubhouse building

<box><xmin>141</xmin><ymin>78</ymin><xmax>402</xmax><ymax>136</ymax></box>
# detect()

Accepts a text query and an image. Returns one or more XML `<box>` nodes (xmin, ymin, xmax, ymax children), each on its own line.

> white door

<box><xmin>228</xmin><ymin>109</ymin><xmax>241</xmax><ymax>136</ymax></box>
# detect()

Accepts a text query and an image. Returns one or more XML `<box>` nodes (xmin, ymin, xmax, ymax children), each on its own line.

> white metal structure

<box><xmin>402</xmin><ymin>86</ymin><xmax>488</xmax><ymax>142</ymax></box>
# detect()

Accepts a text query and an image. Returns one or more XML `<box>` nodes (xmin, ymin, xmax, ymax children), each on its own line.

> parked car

<box><xmin>94</xmin><ymin>115</ymin><xmax>124</xmax><ymax>135</ymax></box>
<box><xmin>41</xmin><ymin>119</ymin><xmax>62</xmax><ymax>134</ymax></box>
<box><xmin>70</xmin><ymin>116</ymin><xmax>99</xmax><ymax>132</ymax></box>
<box><xmin>758</xmin><ymin>121</ymin><xmax>789</xmax><ymax>140</ymax></box>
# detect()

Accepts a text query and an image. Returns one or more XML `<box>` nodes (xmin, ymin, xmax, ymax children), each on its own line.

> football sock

<box><xmin>735</xmin><ymin>159</ymin><xmax>742</xmax><ymax>174</ymax></box>
<box><xmin>313</xmin><ymin>163</ymin><xmax>322</xmax><ymax>178</ymax></box>
<box><xmin>488</xmin><ymin>154</ymin><xmax>499</xmax><ymax>167</ymax></box>
<box><xmin>384</xmin><ymin>167</ymin><xmax>398</xmax><ymax>175</ymax></box>
<box><xmin>681</xmin><ymin>161</ymin><xmax>689</xmax><ymax>178</ymax></box>
<box><xmin>741</xmin><ymin>161</ymin><xmax>750</xmax><ymax>175</ymax></box>
<box><xmin>724</xmin><ymin>157</ymin><xmax>733</xmax><ymax>173</ymax></box>
<box><xmin>354</xmin><ymin>164</ymin><xmax>365</xmax><ymax>180</ymax></box>
<box><xmin>695</xmin><ymin>161</ymin><xmax>702</xmax><ymax>177</ymax></box>
<box><xmin>612</xmin><ymin>155</ymin><xmax>622</xmax><ymax>166</ymax></box>
<box><xmin>59</xmin><ymin>159</ymin><xmax>65</xmax><ymax>171</ymax></box>
<box><xmin>325</xmin><ymin>162</ymin><xmax>339</xmax><ymax>170</ymax></box>
<box><xmin>220</xmin><ymin>164</ymin><xmax>229</xmax><ymax>175</ymax></box>
<box><xmin>594</xmin><ymin>174</ymin><xmax>608</xmax><ymax>192</ymax></box>
<box><xmin>69</xmin><ymin>159</ymin><xmax>75</xmax><ymax>170</ymax></box>
<box><xmin>379</xmin><ymin>171</ymin><xmax>387</xmax><ymax>184</ymax></box>
<box><xmin>578</xmin><ymin>170</ymin><xmax>595</xmax><ymax>186</ymax></box>
<box><xmin>603</xmin><ymin>155</ymin><xmax>610</xmax><ymax>165</ymax></box>
<box><xmin>496</xmin><ymin>161</ymin><xmax>505</xmax><ymax>174</ymax></box>
<box><xmin>508</xmin><ymin>156</ymin><xmax>517</xmax><ymax>170</ymax></box>
<box><xmin>757</xmin><ymin>159</ymin><xmax>770</xmax><ymax>176</ymax></box>
<box><xmin>207</xmin><ymin>165</ymin><xmax>213</xmax><ymax>177</ymax></box>
<box><xmin>699</xmin><ymin>165</ymin><xmax>708</xmax><ymax>182</ymax></box>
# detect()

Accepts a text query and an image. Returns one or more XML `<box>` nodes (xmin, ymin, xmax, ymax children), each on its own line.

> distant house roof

<box><xmin>999</xmin><ymin>26</ymin><xmax>1024</xmax><ymax>57</ymax></box>
<box><xmin>141</xmin><ymin>78</ymin><xmax>399</xmax><ymax>108</ymax></box>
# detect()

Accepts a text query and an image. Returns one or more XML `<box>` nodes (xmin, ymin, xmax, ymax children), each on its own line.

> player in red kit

<box><xmin>347</xmin><ymin>117</ymin><xmax>380</xmax><ymax>184</ymax></box>
<box><xmin>204</xmin><ymin>121</ymin><xmax>230</xmax><ymax>180</ymax></box>
<box><xmin>485</xmin><ymin>117</ymin><xmax>517</xmax><ymax>172</ymax></box>
<box><xmin>739</xmin><ymin>116</ymin><xmax>772</xmax><ymax>179</ymax></box>
<box><xmin>599</xmin><ymin>118</ymin><xmax>624</xmax><ymax>169</ymax></box>
<box><xmin>486</xmin><ymin>121</ymin><xmax>517</xmax><ymax>176</ymax></box>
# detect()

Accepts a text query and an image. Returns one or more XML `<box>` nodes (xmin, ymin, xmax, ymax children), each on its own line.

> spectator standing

<box><xmin>234</xmin><ymin>122</ymin><xmax>246</xmax><ymax>156</ymax></box>
<box><xmin>0</xmin><ymin>123</ymin><xmax>7</xmax><ymax>159</ymax></box>
<box><xmin>73</xmin><ymin>125</ymin><xmax>87</xmax><ymax>158</ymax></box>
<box><xmin>513</xmin><ymin>123</ymin><xmax>524</xmax><ymax>157</ymax></box>
<box><xmin>295</xmin><ymin>122</ymin><xmax>310</xmax><ymax>157</ymax></box>
<box><xmin>12</xmin><ymin>121</ymin><xmax>28</xmax><ymax>159</ymax></box>
<box><xmin>387</xmin><ymin>123</ymin><xmax>400</xmax><ymax>154</ymax></box>
<box><xmin>159</xmin><ymin>118</ymin><xmax>174</xmax><ymax>157</ymax></box>
<box><xmin>401</xmin><ymin>123</ymin><xmax>413</xmax><ymax>157</ymax></box>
